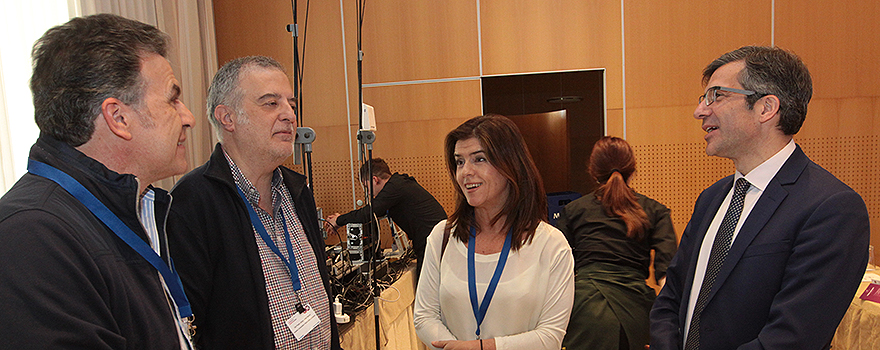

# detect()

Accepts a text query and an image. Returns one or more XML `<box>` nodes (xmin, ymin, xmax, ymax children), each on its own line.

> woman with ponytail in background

<box><xmin>558</xmin><ymin>136</ymin><xmax>677</xmax><ymax>350</ymax></box>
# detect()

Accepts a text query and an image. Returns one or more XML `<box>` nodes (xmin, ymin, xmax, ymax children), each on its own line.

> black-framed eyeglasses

<box><xmin>698</xmin><ymin>86</ymin><xmax>761</xmax><ymax>106</ymax></box>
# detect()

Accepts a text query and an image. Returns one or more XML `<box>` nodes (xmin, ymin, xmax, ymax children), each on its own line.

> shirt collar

<box><xmin>222</xmin><ymin>148</ymin><xmax>284</xmax><ymax>209</ymax></box>
<box><xmin>736</xmin><ymin>138</ymin><xmax>796</xmax><ymax>192</ymax></box>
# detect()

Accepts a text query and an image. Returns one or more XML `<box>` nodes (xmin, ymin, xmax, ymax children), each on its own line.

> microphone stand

<box><xmin>355</xmin><ymin>1</ymin><xmax>380</xmax><ymax>349</ymax></box>
<box><xmin>358</xmin><ymin>130</ymin><xmax>380</xmax><ymax>350</ymax></box>
<box><xmin>288</xmin><ymin>0</ymin><xmax>314</xmax><ymax>190</ymax></box>
<box><xmin>287</xmin><ymin>0</ymin><xmax>302</xmax><ymax>124</ymax></box>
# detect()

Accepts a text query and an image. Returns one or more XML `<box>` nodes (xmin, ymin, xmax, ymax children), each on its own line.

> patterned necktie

<box><xmin>685</xmin><ymin>177</ymin><xmax>751</xmax><ymax>350</ymax></box>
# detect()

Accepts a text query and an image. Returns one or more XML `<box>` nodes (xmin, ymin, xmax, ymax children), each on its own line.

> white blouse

<box><xmin>414</xmin><ymin>220</ymin><xmax>575</xmax><ymax>350</ymax></box>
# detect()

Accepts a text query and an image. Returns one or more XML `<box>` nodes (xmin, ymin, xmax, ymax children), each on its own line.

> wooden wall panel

<box><xmin>385</xmin><ymin>155</ymin><xmax>457</xmax><ymax>215</ymax></box>
<box><xmin>308</xmin><ymin>125</ymin><xmax>355</xmax><ymax>162</ymax></box>
<box><xmin>605</xmin><ymin>108</ymin><xmax>623</xmax><ymax>138</ymax></box>
<box><xmin>212</xmin><ymin>0</ymin><xmax>294</xmax><ymax>74</ymax></box>
<box><xmin>626</xmin><ymin>105</ymin><xmax>703</xmax><ymax>146</ymax></box>
<box><xmin>774</xmin><ymin>0</ymin><xmax>880</xmax><ymax>249</ymax></box>
<box><xmin>362</xmin><ymin>80</ymin><xmax>483</xmax><ymax>123</ymax></box>
<box><xmin>775</xmin><ymin>0</ymin><xmax>880</xmax><ymax>139</ymax></box>
<box><xmin>306</xmin><ymin>80</ymin><xmax>480</xmax><ymax>221</ymax></box>
<box><xmin>775</xmin><ymin>0</ymin><xmax>880</xmax><ymax>100</ymax></box>
<box><xmin>306</xmin><ymin>119</ymin><xmax>469</xmax><ymax>217</ymax></box>
<box><xmin>623</xmin><ymin>0</ymin><xmax>771</xmax><ymax>110</ymax></box>
<box><xmin>357</xmin><ymin>118</ymin><xmax>470</xmax><ymax>160</ymax></box>
<box><xmin>358</xmin><ymin>79</ymin><xmax>482</xmax><ymax>157</ymax></box>
<box><xmin>480</xmin><ymin>0</ymin><xmax>623</xmax><ymax>109</ymax></box>
<box><xmin>775</xmin><ymin>0</ymin><xmax>880</xmax><ymax>249</ymax></box>
<box><xmin>799</xmin><ymin>98</ymin><xmax>879</xmax><ymax>140</ymax></box>
<box><xmin>622</xmin><ymin>0</ymin><xmax>772</xmax><ymax>230</ymax></box>
<box><xmin>299</xmin><ymin>0</ymin><xmax>349</xmax><ymax>129</ymax></box>
<box><xmin>836</xmin><ymin>98</ymin><xmax>878</xmax><ymax>137</ymax></box>
<box><xmin>360</xmin><ymin>0</ymin><xmax>480</xmax><ymax>83</ymax></box>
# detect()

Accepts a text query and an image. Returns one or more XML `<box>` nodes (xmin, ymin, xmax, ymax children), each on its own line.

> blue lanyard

<box><xmin>468</xmin><ymin>226</ymin><xmax>513</xmax><ymax>339</ymax></box>
<box><xmin>235</xmin><ymin>186</ymin><xmax>302</xmax><ymax>291</ymax></box>
<box><xmin>27</xmin><ymin>159</ymin><xmax>192</xmax><ymax>317</ymax></box>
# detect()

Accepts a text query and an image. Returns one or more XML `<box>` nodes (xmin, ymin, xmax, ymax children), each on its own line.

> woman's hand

<box><xmin>432</xmin><ymin>338</ymin><xmax>495</xmax><ymax>350</ymax></box>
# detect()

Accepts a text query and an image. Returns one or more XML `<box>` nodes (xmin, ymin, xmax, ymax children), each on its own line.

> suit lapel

<box><xmin>704</xmin><ymin>146</ymin><xmax>808</xmax><ymax>304</ymax></box>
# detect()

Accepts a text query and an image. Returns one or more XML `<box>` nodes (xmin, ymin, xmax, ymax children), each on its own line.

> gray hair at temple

<box><xmin>30</xmin><ymin>13</ymin><xmax>170</xmax><ymax>147</ymax></box>
<box><xmin>206</xmin><ymin>56</ymin><xmax>287</xmax><ymax>141</ymax></box>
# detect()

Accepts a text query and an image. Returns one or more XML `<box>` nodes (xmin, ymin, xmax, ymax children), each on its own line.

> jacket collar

<box><xmin>28</xmin><ymin>134</ymin><xmax>165</xmax><ymax>241</ymax></box>
<box><xmin>30</xmin><ymin>134</ymin><xmax>140</xmax><ymax>193</ymax></box>
<box><xmin>203</xmin><ymin>143</ymin><xmax>307</xmax><ymax>200</ymax></box>
<box><xmin>30</xmin><ymin>134</ymin><xmax>143</xmax><ymax>206</ymax></box>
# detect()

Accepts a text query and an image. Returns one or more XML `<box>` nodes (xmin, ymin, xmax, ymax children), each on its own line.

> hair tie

<box><xmin>597</xmin><ymin>169</ymin><xmax>622</xmax><ymax>183</ymax></box>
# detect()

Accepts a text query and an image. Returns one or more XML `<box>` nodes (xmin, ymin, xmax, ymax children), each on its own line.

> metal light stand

<box><xmin>353</xmin><ymin>1</ymin><xmax>382</xmax><ymax>348</ymax></box>
<box><xmin>287</xmin><ymin>0</ymin><xmax>315</xmax><ymax>190</ymax></box>
<box><xmin>357</xmin><ymin>127</ymin><xmax>380</xmax><ymax>350</ymax></box>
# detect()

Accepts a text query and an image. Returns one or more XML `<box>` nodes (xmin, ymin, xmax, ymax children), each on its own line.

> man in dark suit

<box><xmin>650</xmin><ymin>46</ymin><xmax>870</xmax><ymax>350</ymax></box>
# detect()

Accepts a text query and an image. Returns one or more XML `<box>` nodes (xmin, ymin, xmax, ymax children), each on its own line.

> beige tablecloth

<box><xmin>832</xmin><ymin>270</ymin><xmax>880</xmax><ymax>350</ymax></box>
<box><xmin>340</xmin><ymin>267</ymin><xmax>428</xmax><ymax>350</ymax></box>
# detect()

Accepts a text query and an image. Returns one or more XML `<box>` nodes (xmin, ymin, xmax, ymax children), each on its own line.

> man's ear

<box><xmin>215</xmin><ymin>104</ymin><xmax>236</xmax><ymax>132</ymax></box>
<box><xmin>100</xmin><ymin>98</ymin><xmax>133</xmax><ymax>140</ymax></box>
<box><xmin>758</xmin><ymin>94</ymin><xmax>781</xmax><ymax>124</ymax></box>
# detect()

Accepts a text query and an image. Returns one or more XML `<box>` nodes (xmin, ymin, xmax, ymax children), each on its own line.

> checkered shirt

<box><xmin>225</xmin><ymin>152</ymin><xmax>331</xmax><ymax>350</ymax></box>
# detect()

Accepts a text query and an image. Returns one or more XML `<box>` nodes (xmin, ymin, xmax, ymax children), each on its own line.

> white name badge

<box><xmin>285</xmin><ymin>303</ymin><xmax>320</xmax><ymax>341</ymax></box>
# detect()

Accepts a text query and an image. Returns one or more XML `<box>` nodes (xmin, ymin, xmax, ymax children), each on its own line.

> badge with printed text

<box><xmin>285</xmin><ymin>303</ymin><xmax>320</xmax><ymax>341</ymax></box>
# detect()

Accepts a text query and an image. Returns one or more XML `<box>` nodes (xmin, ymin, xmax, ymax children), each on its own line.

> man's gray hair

<box><xmin>206</xmin><ymin>56</ymin><xmax>287</xmax><ymax>140</ymax></box>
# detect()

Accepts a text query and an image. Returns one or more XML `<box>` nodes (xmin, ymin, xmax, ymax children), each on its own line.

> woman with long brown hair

<box><xmin>559</xmin><ymin>136</ymin><xmax>676</xmax><ymax>350</ymax></box>
<box><xmin>414</xmin><ymin>114</ymin><xmax>575</xmax><ymax>350</ymax></box>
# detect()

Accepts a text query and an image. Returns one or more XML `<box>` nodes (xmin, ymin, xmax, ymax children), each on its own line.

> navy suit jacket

<box><xmin>650</xmin><ymin>145</ymin><xmax>870</xmax><ymax>350</ymax></box>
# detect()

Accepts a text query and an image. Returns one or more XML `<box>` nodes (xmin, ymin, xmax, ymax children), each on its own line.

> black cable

<box><xmin>288</xmin><ymin>0</ymin><xmax>316</xmax><ymax>189</ymax></box>
<box><xmin>297</xmin><ymin>0</ymin><xmax>311</xmax><ymax>120</ymax></box>
<box><xmin>288</xmin><ymin>0</ymin><xmax>301</xmax><ymax>126</ymax></box>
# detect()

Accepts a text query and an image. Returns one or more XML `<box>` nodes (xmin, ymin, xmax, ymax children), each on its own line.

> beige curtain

<box><xmin>0</xmin><ymin>63</ymin><xmax>14</xmax><ymax>193</ymax></box>
<box><xmin>0</xmin><ymin>1</ymin><xmax>72</xmax><ymax>195</ymax></box>
<box><xmin>76</xmin><ymin>0</ymin><xmax>218</xmax><ymax>190</ymax></box>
